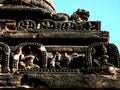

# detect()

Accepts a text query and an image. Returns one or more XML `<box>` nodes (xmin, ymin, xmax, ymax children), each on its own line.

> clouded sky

<box><xmin>53</xmin><ymin>0</ymin><xmax>120</xmax><ymax>52</ymax></box>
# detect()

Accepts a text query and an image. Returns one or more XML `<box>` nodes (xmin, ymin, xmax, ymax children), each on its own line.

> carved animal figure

<box><xmin>70</xmin><ymin>8</ymin><xmax>90</xmax><ymax>22</ymax></box>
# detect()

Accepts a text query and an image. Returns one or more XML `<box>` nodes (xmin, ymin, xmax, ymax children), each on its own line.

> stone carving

<box><xmin>0</xmin><ymin>0</ymin><xmax>119</xmax><ymax>88</ymax></box>
<box><xmin>13</xmin><ymin>47</ymin><xmax>40</xmax><ymax>71</ymax></box>
<box><xmin>70</xmin><ymin>8</ymin><xmax>90</xmax><ymax>22</ymax></box>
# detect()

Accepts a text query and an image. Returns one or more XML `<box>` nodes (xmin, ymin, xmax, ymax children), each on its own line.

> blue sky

<box><xmin>53</xmin><ymin>0</ymin><xmax>120</xmax><ymax>52</ymax></box>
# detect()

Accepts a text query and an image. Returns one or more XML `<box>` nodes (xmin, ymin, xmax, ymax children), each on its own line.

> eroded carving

<box><xmin>0</xmin><ymin>0</ymin><xmax>119</xmax><ymax>88</ymax></box>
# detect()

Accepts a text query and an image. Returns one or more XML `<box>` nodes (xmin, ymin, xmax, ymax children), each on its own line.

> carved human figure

<box><xmin>60</xmin><ymin>52</ymin><xmax>72</xmax><ymax>67</ymax></box>
<box><xmin>55</xmin><ymin>52</ymin><xmax>62</xmax><ymax>62</ymax></box>
<box><xmin>101</xmin><ymin>45</ymin><xmax>107</xmax><ymax>55</ymax></box>
<box><xmin>101</xmin><ymin>56</ymin><xmax>120</xmax><ymax>79</ymax></box>
<box><xmin>90</xmin><ymin>48</ymin><xmax>101</xmax><ymax>66</ymax></box>
<box><xmin>12</xmin><ymin>48</ymin><xmax>25</xmax><ymax>72</ymax></box>
<box><xmin>23</xmin><ymin>54</ymin><xmax>40</xmax><ymax>69</ymax></box>
<box><xmin>22</xmin><ymin>46</ymin><xmax>40</xmax><ymax>69</ymax></box>
<box><xmin>54</xmin><ymin>52</ymin><xmax>62</xmax><ymax>68</ymax></box>
<box><xmin>48</xmin><ymin>52</ymin><xmax>62</xmax><ymax>69</ymax></box>
<box><xmin>101</xmin><ymin>55</ymin><xmax>114</xmax><ymax>66</ymax></box>
<box><xmin>91</xmin><ymin>45</ymin><xmax>109</xmax><ymax>66</ymax></box>
<box><xmin>13</xmin><ymin>47</ymin><xmax>39</xmax><ymax>71</ymax></box>
<box><xmin>48</xmin><ymin>52</ymin><xmax>56</xmax><ymax>68</ymax></box>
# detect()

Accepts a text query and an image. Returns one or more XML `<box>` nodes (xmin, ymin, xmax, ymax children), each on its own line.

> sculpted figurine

<box><xmin>101</xmin><ymin>55</ymin><xmax>114</xmax><ymax>67</ymax></box>
<box><xmin>22</xmin><ymin>54</ymin><xmax>40</xmax><ymax>69</ymax></box>
<box><xmin>70</xmin><ymin>8</ymin><xmax>90</xmax><ymax>22</ymax></box>
<box><xmin>101</xmin><ymin>45</ymin><xmax>107</xmax><ymax>55</ymax></box>
<box><xmin>61</xmin><ymin>52</ymin><xmax>72</xmax><ymax>67</ymax></box>
<box><xmin>13</xmin><ymin>47</ymin><xmax>39</xmax><ymax>72</ymax></box>
<box><xmin>21</xmin><ymin>46</ymin><xmax>40</xmax><ymax>69</ymax></box>
<box><xmin>48</xmin><ymin>52</ymin><xmax>62</xmax><ymax>69</ymax></box>
<box><xmin>12</xmin><ymin>48</ymin><xmax>24</xmax><ymax>72</ymax></box>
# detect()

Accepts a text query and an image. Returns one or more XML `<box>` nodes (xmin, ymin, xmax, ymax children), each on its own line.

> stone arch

<box><xmin>87</xmin><ymin>42</ymin><xmax>120</xmax><ymax>67</ymax></box>
<box><xmin>0</xmin><ymin>42</ymin><xmax>10</xmax><ymax>73</ymax></box>
<box><xmin>12</xmin><ymin>42</ymin><xmax>47</xmax><ymax>72</ymax></box>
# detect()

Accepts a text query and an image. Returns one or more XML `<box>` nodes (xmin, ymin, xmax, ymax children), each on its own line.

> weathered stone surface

<box><xmin>1</xmin><ymin>73</ymin><xmax>120</xmax><ymax>88</ymax></box>
<box><xmin>0</xmin><ymin>0</ymin><xmax>119</xmax><ymax>89</ymax></box>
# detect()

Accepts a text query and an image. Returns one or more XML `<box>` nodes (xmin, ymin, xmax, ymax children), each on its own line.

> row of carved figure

<box><xmin>0</xmin><ymin>19</ymin><xmax>100</xmax><ymax>34</ymax></box>
<box><xmin>11</xmin><ymin>45</ymin><xmax>120</xmax><ymax>79</ymax></box>
<box><xmin>12</xmin><ymin>46</ymin><xmax>86</xmax><ymax>70</ymax></box>
<box><xmin>0</xmin><ymin>43</ymin><xmax>119</xmax><ymax>77</ymax></box>
<box><xmin>0</xmin><ymin>44</ymin><xmax>117</xmax><ymax>71</ymax></box>
<box><xmin>12</xmin><ymin>45</ymin><xmax>113</xmax><ymax>69</ymax></box>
